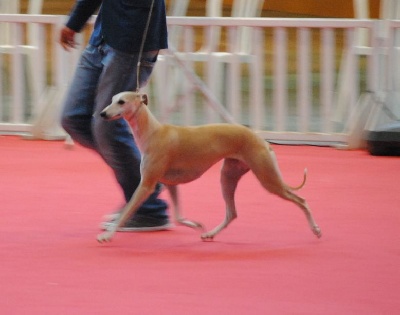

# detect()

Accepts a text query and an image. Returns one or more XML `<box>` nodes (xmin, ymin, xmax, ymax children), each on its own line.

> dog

<box><xmin>97</xmin><ymin>91</ymin><xmax>321</xmax><ymax>243</ymax></box>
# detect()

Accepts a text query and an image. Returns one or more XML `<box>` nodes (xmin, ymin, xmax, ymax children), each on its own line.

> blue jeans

<box><xmin>61</xmin><ymin>43</ymin><xmax>168</xmax><ymax>218</ymax></box>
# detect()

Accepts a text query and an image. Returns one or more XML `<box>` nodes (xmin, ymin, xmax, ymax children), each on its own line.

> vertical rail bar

<box><xmin>155</xmin><ymin>54</ymin><xmax>169</xmax><ymax>121</ymax></box>
<box><xmin>11</xmin><ymin>22</ymin><xmax>23</xmax><ymax>123</ymax></box>
<box><xmin>205</xmin><ymin>25</ymin><xmax>220</xmax><ymax>123</ymax></box>
<box><xmin>386</xmin><ymin>24</ymin><xmax>394</xmax><ymax>92</ymax></box>
<box><xmin>182</xmin><ymin>26</ymin><xmax>195</xmax><ymax>125</ymax></box>
<box><xmin>250</xmin><ymin>27</ymin><xmax>264</xmax><ymax>130</ymax></box>
<box><xmin>297</xmin><ymin>27</ymin><xmax>311</xmax><ymax>132</ymax></box>
<box><xmin>321</xmin><ymin>28</ymin><xmax>335</xmax><ymax>133</ymax></box>
<box><xmin>334</xmin><ymin>27</ymin><xmax>357</xmax><ymax>125</ymax></box>
<box><xmin>393</xmin><ymin>27</ymin><xmax>400</xmax><ymax>94</ymax></box>
<box><xmin>273</xmin><ymin>27</ymin><xmax>288</xmax><ymax>131</ymax></box>
<box><xmin>346</xmin><ymin>28</ymin><xmax>358</xmax><ymax>116</ymax></box>
<box><xmin>53</xmin><ymin>17</ymin><xmax>64</xmax><ymax>87</ymax></box>
<box><xmin>206</xmin><ymin>55</ymin><xmax>220</xmax><ymax>123</ymax></box>
<box><xmin>30</xmin><ymin>23</ymin><xmax>46</xmax><ymax>118</ymax></box>
<box><xmin>227</xmin><ymin>26</ymin><xmax>241</xmax><ymax>123</ymax></box>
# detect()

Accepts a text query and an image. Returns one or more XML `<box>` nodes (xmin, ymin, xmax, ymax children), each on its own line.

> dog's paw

<box><xmin>191</xmin><ymin>221</ymin><xmax>206</xmax><ymax>232</ymax></box>
<box><xmin>97</xmin><ymin>231</ymin><xmax>114</xmax><ymax>243</ymax></box>
<box><xmin>312</xmin><ymin>226</ymin><xmax>322</xmax><ymax>238</ymax></box>
<box><xmin>178</xmin><ymin>219</ymin><xmax>206</xmax><ymax>232</ymax></box>
<box><xmin>200</xmin><ymin>232</ymin><xmax>215</xmax><ymax>242</ymax></box>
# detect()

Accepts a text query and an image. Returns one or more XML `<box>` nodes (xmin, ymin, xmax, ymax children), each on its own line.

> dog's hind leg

<box><xmin>280</xmin><ymin>190</ymin><xmax>321</xmax><ymax>238</ymax></box>
<box><xmin>245</xmin><ymin>147</ymin><xmax>321</xmax><ymax>238</ymax></box>
<box><xmin>166</xmin><ymin>185</ymin><xmax>205</xmax><ymax>231</ymax></box>
<box><xmin>201</xmin><ymin>158</ymin><xmax>250</xmax><ymax>241</ymax></box>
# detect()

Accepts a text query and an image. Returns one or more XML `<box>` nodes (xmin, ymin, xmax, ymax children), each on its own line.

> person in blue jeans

<box><xmin>60</xmin><ymin>0</ymin><xmax>171</xmax><ymax>231</ymax></box>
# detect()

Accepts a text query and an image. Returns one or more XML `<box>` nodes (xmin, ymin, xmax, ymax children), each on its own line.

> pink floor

<box><xmin>1</xmin><ymin>135</ymin><xmax>399</xmax><ymax>314</ymax></box>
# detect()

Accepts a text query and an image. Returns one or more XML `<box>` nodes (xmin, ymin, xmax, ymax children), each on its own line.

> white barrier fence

<box><xmin>0</xmin><ymin>14</ymin><xmax>76</xmax><ymax>137</ymax></box>
<box><xmin>0</xmin><ymin>15</ymin><xmax>398</xmax><ymax>145</ymax></box>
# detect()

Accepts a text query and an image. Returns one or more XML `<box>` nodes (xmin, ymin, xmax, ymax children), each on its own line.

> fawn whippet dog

<box><xmin>97</xmin><ymin>91</ymin><xmax>321</xmax><ymax>243</ymax></box>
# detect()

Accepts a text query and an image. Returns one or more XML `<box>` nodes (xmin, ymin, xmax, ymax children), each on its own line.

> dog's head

<box><xmin>100</xmin><ymin>91</ymin><xmax>148</xmax><ymax>120</ymax></box>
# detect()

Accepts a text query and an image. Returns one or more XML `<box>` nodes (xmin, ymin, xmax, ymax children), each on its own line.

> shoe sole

<box><xmin>100</xmin><ymin>221</ymin><xmax>174</xmax><ymax>232</ymax></box>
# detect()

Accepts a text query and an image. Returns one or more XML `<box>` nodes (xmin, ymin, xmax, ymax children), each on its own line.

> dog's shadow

<box><xmin>97</xmin><ymin>234</ymin><xmax>319</xmax><ymax>262</ymax></box>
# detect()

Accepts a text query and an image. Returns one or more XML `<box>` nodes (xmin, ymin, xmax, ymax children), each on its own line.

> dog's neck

<box><xmin>124</xmin><ymin>104</ymin><xmax>161</xmax><ymax>152</ymax></box>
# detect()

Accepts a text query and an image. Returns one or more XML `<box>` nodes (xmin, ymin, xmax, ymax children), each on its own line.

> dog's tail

<box><xmin>287</xmin><ymin>168</ymin><xmax>307</xmax><ymax>191</ymax></box>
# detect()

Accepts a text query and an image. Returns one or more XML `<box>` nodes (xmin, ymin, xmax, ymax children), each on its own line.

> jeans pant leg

<box><xmin>61</xmin><ymin>45</ymin><xmax>101</xmax><ymax>150</ymax></box>
<box><xmin>61</xmin><ymin>44</ymin><xmax>167</xmax><ymax>218</ymax></box>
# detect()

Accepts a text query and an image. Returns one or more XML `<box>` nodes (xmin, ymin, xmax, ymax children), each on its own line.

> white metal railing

<box><xmin>362</xmin><ymin>19</ymin><xmax>400</xmax><ymax>135</ymax></box>
<box><xmin>152</xmin><ymin>17</ymin><xmax>379</xmax><ymax>144</ymax></box>
<box><xmin>0</xmin><ymin>14</ymin><xmax>84</xmax><ymax>138</ymax></box>
<box><xmin>0</xmin><ymin>14</ymin><xmax>66</xmax><ymax>134</ymax></box>
<box><xmin>0</xmin><ymin>14</ymin><xmax>396</xmax><ymax>146</ymax></box>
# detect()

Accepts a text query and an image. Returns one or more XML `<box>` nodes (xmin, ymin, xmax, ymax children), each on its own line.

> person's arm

<box><xmin>59</xmin><ymin>0</ymin><xmax>102</xmax><ymax>51</ymax></box>
<box><xmin>66</xmin><ymin>0</ymin><xmax>102</xmax><ymax>33</ymax></box>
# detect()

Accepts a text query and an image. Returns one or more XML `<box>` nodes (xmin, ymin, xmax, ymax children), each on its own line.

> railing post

<box><xmin>11</xmin><ymin>23</ymin><xmax>23</xmax><ymax>123</ymax></box>
<box><xmin>297</xmin><ymin>27</ymin><xmax>311</xmax><ymax>132</ymax></box>
<box><xmin>320</xmin><ymin>28</ymin><xmax>335</xmax><ymax>133</ymax></box>
<box><xmin>250</xmin><ymin>27</ymin><xmax>264</xmax><ymax>130</ymax></box>
<box><xmin>273</xmin><ymin>27</ymin><xmax>288</xmax><ymax>132</ymax></box>
<box><xmin>227</xmin><ymin>26</ymin><xmax>241</xmax><ymax>123</ymax></box>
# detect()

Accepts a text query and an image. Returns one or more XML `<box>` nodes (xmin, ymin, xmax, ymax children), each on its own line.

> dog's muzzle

<box><xmin>99</xmin><ymin>111</ymin><xmax>121</xmax><ymax>120</ymax></box>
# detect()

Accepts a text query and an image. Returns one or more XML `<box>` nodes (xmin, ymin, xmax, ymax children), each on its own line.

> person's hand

<box><xmin>59</xmin><ymin>26</ymin><xmax>77</xmax><ymax>51</ymax></box>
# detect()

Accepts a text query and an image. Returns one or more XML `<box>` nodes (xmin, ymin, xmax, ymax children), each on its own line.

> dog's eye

<box><xmin>117</xmin><ymin>100</ymin><xmax>125</xmax><ymax>105</ymax></box>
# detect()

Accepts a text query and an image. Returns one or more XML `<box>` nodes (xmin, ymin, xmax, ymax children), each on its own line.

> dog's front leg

<box><xmin>97</xmin><ymin>181</ymin><xmax>156</xmax><ymax>243</ymax></box>
<box><xmin>166</xmin><ymin>185</ymin><xmax>205</xmax><ymax>231</ymax></box>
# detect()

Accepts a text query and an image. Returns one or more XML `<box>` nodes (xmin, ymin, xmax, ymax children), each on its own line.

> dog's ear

<box><xmin>141</xmin><ymin>94</ymin><xmax>148</xmax><ymax>106</ymax></box>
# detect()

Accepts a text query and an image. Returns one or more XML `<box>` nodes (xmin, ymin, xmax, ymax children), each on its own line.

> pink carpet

<box><xmin>1</xmin><ymin>135</ymin><xmax>399</xmax><ymax>314</ymax></box>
